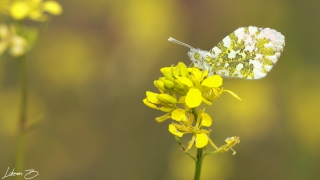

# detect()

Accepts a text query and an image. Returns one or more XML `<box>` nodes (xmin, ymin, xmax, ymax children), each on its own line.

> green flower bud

<box><xmin>154</xmin><ymin>80</ymin><xmax>166</xmax><ymax>91</ymax></box>
<box><xmin>163</xmin><ymin>79</ymin><xmax>174</xmax><ymax>89</ymax></box>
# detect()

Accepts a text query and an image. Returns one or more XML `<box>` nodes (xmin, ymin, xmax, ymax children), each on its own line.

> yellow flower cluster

<box><xmin>143</xmin><ymin>62</ymin><xmax>240</xmax><ymax>153</ymax></box>
<box><xmin>0</xmin><ymin>0</ymin><xmax>62</xmax><ymax>57</ymax></box>
<box><xmin>0</xmin><ymin>0</ymin><xmax>62</xmax><ymax>21</ymax></box>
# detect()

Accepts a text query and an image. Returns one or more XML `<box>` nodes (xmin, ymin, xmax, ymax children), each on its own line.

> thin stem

<box><xmin>174</xmin><ymin>136</ymin><xmax>196</xmax><ymax>161</ymax></box>
<box><xmin>194</xmin><ymin>148</ymin><xmax>204</xmax><ymax>180</ymax></box>
<box><xmin>15</xmin><ymin>56</ymin><xmax>27</xmax><ymax>180</ymax></box>
<box><xmin>191</xmin><ymin>108</ymin><xmax>204</xmax><ymax>180</ymax></box>
<box><xmin>203</xmin><ymin>150</ymin><xmax>220</xmax><ymax>156</ymax></box>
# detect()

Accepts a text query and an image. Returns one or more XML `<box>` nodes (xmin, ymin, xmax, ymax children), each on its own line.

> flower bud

<box><xmin>154</xmin><ymin>80</ymin><xmax>165</xmax><ymax>91</ymax></box>
<box><xmin>163</xmin><ymin>79</ymin><xmax>174</xmax><ymax>89</ymax></box>
<box><xmin>157</xmin><ymin>94</ymin><xmax>177</xmax><ymax>104</ymax></box>
<box><xmin>143</xmin><ymin>98</ymin><xmax>158</xmax><ymax>109</ymax></box>
<box><xmin>159</xmin><ymin>106</ymin><xmax>174</xmax><ymax>112</ymax></box>
<box><xmin>160</xmin><ymin>67</ymin><xmax>174</xmax><ymax>81</ymax></box>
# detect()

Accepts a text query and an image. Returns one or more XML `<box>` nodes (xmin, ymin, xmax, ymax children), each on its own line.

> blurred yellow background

<box><xmin>1</xmin><ymin>0</ymin><xmax>320</xmax><ymax>179</ymax></box>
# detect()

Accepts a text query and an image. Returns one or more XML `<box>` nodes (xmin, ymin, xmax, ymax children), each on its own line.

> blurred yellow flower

<box><xmin>9</xmin><ymin>0</ymin><xmax>62</xmax><ymax>21</ymax></box>
<box><xmin>0</xmin><ymin>24</ymin><xmax>27</xmax><ymax>57</ymax></box>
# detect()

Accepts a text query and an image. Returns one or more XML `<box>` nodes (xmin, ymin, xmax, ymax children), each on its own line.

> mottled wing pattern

<box><xmin>208</xmin><ymin>26</ymin><xmax>285</xmax><ymax>79</ymax></box>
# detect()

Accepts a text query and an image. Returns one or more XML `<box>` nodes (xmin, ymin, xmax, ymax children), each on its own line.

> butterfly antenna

<box><xmin>168</xmin><ymin>37</ymin><xmax>195</xmax><ymax>49</ymax></box>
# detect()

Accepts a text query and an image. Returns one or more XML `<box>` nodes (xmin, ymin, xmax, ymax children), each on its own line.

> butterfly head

<box><xmin>168</xmin><ymin>37</ymin><xmax>212</xmax><ymax>72</ymax></box>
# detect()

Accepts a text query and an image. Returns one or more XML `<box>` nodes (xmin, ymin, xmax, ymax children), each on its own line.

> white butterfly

<box><xmin>169</xmin><ymin>26</ymin><xmax>285</xmax><ymax>79</ymax></box>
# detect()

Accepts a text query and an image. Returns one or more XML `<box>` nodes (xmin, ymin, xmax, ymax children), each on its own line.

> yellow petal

<box><xmin>185</xmin><ymin>88</ymin><xmax>202</xmax><ymax>108</ymax></box>
<box><xmin>187</xmin><ymin>136</ymin><xmax>196</xmax><ymax>150</ymax></box>
<box><xmin>143</xmin><ymin>98</ymin><xmax>158</xmax><ymax>109</ymax></box>
<box><xmin>146</xmin><ymin>91</ymin><xmax>159</xmax><ymax>104</ymax></box>
<box><xmin>10</xmin><ymin>2</ymin><xmax>30</xmax><ymax>20</ymax></box>
<box><xmin>188</xmin><ymin>67</ymin><xmax>203</xmax><ymax>80</ymax></box>
<box><xmin>171</xmin><ymin>108</ymin><xmax>187</xmax><ymax>121</ymax></box>
<box><xmin>160</xmin><ymin>67</ymin><xmax>171</xmax><ymax>73</ymax></box>
<box><xmin>195</xmin><ymin>134</ymin><xmax>209</xmax><ymax>148</ymax></box>
<box><xmin>168</xmin><ymin>124</ymin><xmax>184</xmax><ymax>137</ymax></box>
<box><xmin>43</xmin><ymin>1</ymin><xmax>63</xmax><ymax>15</ymax></box>
<box><xmin>177</xmin><ymin>62</ymin><xmax>189</xmax><ymax>77</ymax></box>
<box><xmin>201</xmin><ymin>113</ymin><xmax>212</xmax><ymax>127</ymax></box>
<box><xmin>177</xmin><ymin>76</ymin><xmax>193</xmax><ymax>88</ymax></box>
<box><xmin>201</xmin><ymin>75</ymin><xmax>223</xmax><ymax>87</ymax></box>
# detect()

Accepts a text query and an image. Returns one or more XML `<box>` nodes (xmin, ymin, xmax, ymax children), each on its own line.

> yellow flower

<box><xmin>218</xmin><ymin>136</ymin><xmax>240</xmax><ymax>155</ymax></box>
<box><xmin>143</xmin><ymin>62</ymin><xmax>240</xmax><ymax>153</ymax></box>
<box><xmin>9</xmin><ymin>0</ymin><xmax>62</xmax><ymax>21</ymax></box>
<box><xmin>169</xmin><ymin>110</ymin><xmax>216</xmax><ymax>150</ymax></box>
<box><xmin>0</xmin><ymin>24</ymin><xmax>27</xmax><ymax>57</ymax></box>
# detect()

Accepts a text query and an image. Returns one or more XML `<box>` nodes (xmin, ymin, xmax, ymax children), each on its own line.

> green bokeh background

<box><xmin>1</xmin><ymin>0</ymin><xmax>320</xmax><ymax>179</ymax></box>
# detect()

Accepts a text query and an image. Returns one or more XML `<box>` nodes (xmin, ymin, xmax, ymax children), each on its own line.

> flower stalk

<box><xmin>194</xmin><ymin>148</ymin><xmax>203</xmax><ymax>180</ymax></box>
<box><xmin>15</xmin><ymin>55</ymin><xmax>27</xmax><ymax>180</ymax></box>
<box><xmin>192</xmin><ymin>108</ymin><xmax>202</xmax><ymax>180</ymax></box>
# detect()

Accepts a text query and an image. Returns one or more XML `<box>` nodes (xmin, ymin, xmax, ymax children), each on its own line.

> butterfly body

<box><xmin>169</xmin><ymin>26</ymin><xmax>285</xmax><ymax>79</ymax></box>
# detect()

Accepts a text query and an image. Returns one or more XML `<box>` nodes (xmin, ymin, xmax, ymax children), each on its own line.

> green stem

<box><xmin>191</xmin><ymin>108</ymin><xmax>198</xmax><ymax>120</ymax></box>
<box><xmin>15</xmin><ymin>56</ymin><xmax>27</xmax><ymax>180</ymax></box>
<box><xmin>194</xmin><ymin>148</ymin><xmax>204</xmax><ymax>180</ymax></box>
<box><xmin>174</xmin><ymin>136</ymin><xmax>196</xmax><ymax>161</ymax></box>
<box><xmin>191</xmin><ymin>108</ymin><xmax>204</xmax><ymax>180</ymax></box>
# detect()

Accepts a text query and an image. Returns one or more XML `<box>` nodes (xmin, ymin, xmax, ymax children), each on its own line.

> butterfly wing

<box><xmin>208</xmin><ymin>26</ymin><xmax>285</xmax><ymax>79</ymax></box>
